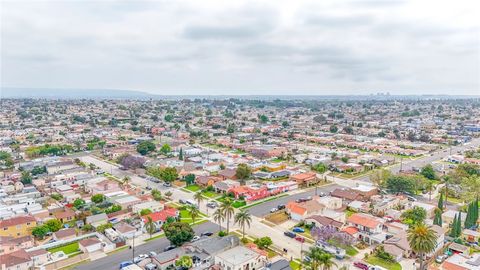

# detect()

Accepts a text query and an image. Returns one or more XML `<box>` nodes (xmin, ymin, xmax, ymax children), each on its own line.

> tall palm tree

<box><xmin>188</xmin><ymin>205</ymin><xmax>200</xmax><ymax>224</ymax></box>
<box><xmin>303</xmin><ymin>246</ymin><xmax>325</xmax><ymax>270</ymax></box>
<box><xmin>234</xmin><ymin>210</ymin><xmax>252</xmax><ymax>239</ymax></box>
<box><xmin>221</xmin><ymin>198</ymin><xmax>235</xmax><ymax>233</ymax></box>
<box><xmin>194</xmin><ymin>192</ymin><xmax>204</xmax><ymax>210</ymax></box>
<box><xmin>319</xmin><ymin>253</ymin><xmax>337</xmax><ymax>270</ymax></box>
<box><xmin>213</xmin><ymin>208</ymin><xmax>225</xmax><ymax>231</ymax></box>
<box><xmin>407</xmin><ymin>223</ymin><xmax>438</xmax><ymax>270</ymax></box>
<box><xmin>122</xmin><ymin>176</ymin><xmax>130</xmax><ymax>188</ymax></box>
<box><xmin>145</xmin><ymin>216</ymin><xmax>156</xmax><ymax>239</ymax></box>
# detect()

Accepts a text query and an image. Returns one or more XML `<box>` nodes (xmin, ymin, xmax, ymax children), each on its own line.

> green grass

<box><xmin>184</xmin><ymin>184</ymin><xmax>201</xmax><ymax>192</ymax></box>
<box><xmin>366</xmin><ymin>256</ymin><xmax>402</xmax><ymax>270</ymax></box>
<box><xmin>271</xmin><ymin>158</ymin><xmax>284</xmax><ymax>163</ymax></box>
<box><xmin>144</xmin><ymin>233</ymin><xmax>165</xmax><ymax>242</ymax></box>
<box><xmin>345</xmin><ymin>209</ymin><xmax>357</xmax><ymax>218</ymax></box>
<box><xmin>47</xmin><ymin>242</ymin><xmax>79</xmax><ymax>255</ymax></box>
<box><xmin>345</xmin><ymin>246</ymin><xmax>359</xmax><ymax>256</ymax></box>
<box><xmin>290</xmin><ymin>260</ymin><xmax>301</xmax><ymax>270</ymax></box>
<box><xmin>106</xmin><ymin>245</ymin><xmax>129</xmax><ymax>254</ymax></box>
<box><xmin>232</xmin><ymin>200</ymin><xmax>247</xmax><ymax>208</ymax></box>
<box><xmin>202</xmin><ymin>190</ymin><xmax>219</xmax><ymax>198</ymax></box>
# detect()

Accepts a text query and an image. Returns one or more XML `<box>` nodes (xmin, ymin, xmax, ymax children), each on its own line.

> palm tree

<box><xmin>188</xmin><ymin>205</ymin><xmax>200</xmax><ymax>224</ymax></box>
<box><xmin>194</xmin><ymin>192</ymin><xmax>204</xmax><ymax>210</ymax></box>
<box><xmin>319</xmin><ymin>253</ymin><xmax>337</xmax><ymax>270</ymax></box>
<box><xmin>122</xmin><ymin>176</ymin><xmax>130</xmax><ymax>188</ymax></box>
<box><xmin>221</xmin><ymin>198</ymin><xmax>235</xmax><ymax>233</ymax></box>
<box><xmin>407</xmin><ymin>223</ymin><xmax>438</xmax><ymax>270</ymax></box>
<box><xmin>145</xmin><ymin>216</ymin><xmax>156</xmax><ymax>239</ymax></box>
<box><xmin>234</xmin><ymin>210</ymin><xmax>252</xmax><ymax>239</ymax></box>
<box><xmin>213</xmin><ymin>208</ymin><xmax>224</xmax><ymax>231</ymax></box>
<box><xmin>303</xmin><ymin>246</ymin><xmax>324</xmax><ymax>270</ymax></box>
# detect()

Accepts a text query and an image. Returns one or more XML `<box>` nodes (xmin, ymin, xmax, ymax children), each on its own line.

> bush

<box><xmin>218</xmin><ymin>231</ymin><xmax>227</xmax><ymax>237</ymax></box>
<box><xmin>241</xmin><ymin>237</ymin><xmax>249</xmax><ymax>244</ymax></box>
<box><xmin>374</xmin><ymin>246</ymin><xmax>395</xmax><ymax>262</ymax></box>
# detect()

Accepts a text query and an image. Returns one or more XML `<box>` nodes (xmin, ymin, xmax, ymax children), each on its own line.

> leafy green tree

<box><xmin>105</xmin><ymin>204</ymin><xmax>122</xmax><ymax>214</ymax></box>
<box><xmin>73</xmin><ymin>198</ymin><xmax>86</xmax><ymax>209</ymax></box>
<box><xmin>461</xmin><ymin>175</ymin><xmax>480</xmax><ymax>202</ymax></box>
<box><xmin>433</xmin><ymin>208</ymin><xmax>442</xmax><ymax>226</ymax></box>
<box><xmin>235</xmin><ymin>164</ymin><xmax>252</xmax><ymax>181</ymax></box>
<box><xmin>421</xmin><ymin>164</ymin><xmax>436</xmax><ymax>180</ymax></box>
<box><xmin>162</xmin><ymin>222</ymin><xmax>195</xmax><ymax>246</ymax></box>
<box><xmin>178</xmin><ymin>148</ymin><xmax>183</xmax><ymax>160</ymax></box>
<box><xmin>370</xmin><ymin>169</ymin><xmax>391</xmax><ymax>187</ymax></box>
<box><xmin>164</xmin><ymin>114</ymin><xmax>174</xmax><ymax>122</ymax></box>
<box><xmin>140</xmin><ymin>209</ymin><xmax>152</xmax><ymax>216</ymax></box>
<box><xmin>407</xmin><ymin>223</ymin><xmax>438</xmax><ymax>270</ymax></box>
<box><xmin>329</xmin><ymin>125</ymin><xmax>338</xmax><ymax>133</ymax></box>
<box><xmin>91</xmin><ymin>194</ymin><xmax>105</xmax><ymax>204</ymax></box>
<box><xmin>319</xmin><ymin>253</ymin><xmax>337</xmax><ymax>270</ymax></box>
<box><xmin>136</xmin><ymin>140</ymin><xmax>156</xmax><ymax>155</ymax></box>
<box><xmin>32</xmin><ymin>226</ymin><xmax>49</xmax><ymax>239</ymax></box>
<box><xmin>160</xmin><ymin>144</ymin><xmax>171</xmax><ymax>155</ymax></box>
<box><xmin>185</xmin><ymin>174</ymin><xmax>196</xmax><ymax>185</ymax></box>
<box><xmin>438</xmin><ymin>193</ymin><xmax>444</xmax><ymax>211</ymax></box>
<box><xmin>175</xmin><ymin>256</ymin><xmax>193</xmax><ymax>269</ymax></box>
<box><xmin>386</xmin><ymin>175</ymin><xmax>415</xmax><ymax>194</ymax></box>
<box><xmin>96</xmin><ymin>223</ymin><xmax>113</xmax><ymax>233</ymax></box>
<box><xmin>401</xmin><ymin>206</ymin><xmax>427</xmax><ymax>226</ymax></box>
<box><xmin>304</xmin><ymin>246</ymin><xmax>326</xmax><ymax>270</ymax></box>
<box><xmin>21</xmin><ymin>171</ymin><xmax>32</xmax><ymax>185</ymax></box>
<box><xmin>234</xmin><ymin>210</ymin><xmax>252</xmax><ymax>239</ymax></box>
<box><xmin>44</xmin><ymin>219</ymin><xmax>62</xmax><ymax>232</ymax></box>
<box><xmin>258</xmin><ymin>114</ymin><xmax>268</xmax><ymax>123</ymax></box>
<box><xmin>312</xmin><ymin>163</ymin><xmax>327</xmax><ymax>174</ymax></box>
<box><xmin>253</xmin><ymin>236</ymin><xmax>272</xmax><ymax>249</ymax></box>
<box><xmin>160</xmin><ymin>167</ymin><xmax>178</xmax><ymax>183</ymax></box>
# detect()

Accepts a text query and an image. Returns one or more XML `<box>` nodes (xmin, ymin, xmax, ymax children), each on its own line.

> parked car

<box><xmin>201</xmin><ymin>231</ymin><xmax>213</xmax><ymax>237</ymax></box>
<box><xmin>148</xmin><ymin>251</ymin><xmax>157</xmax><ymax>257</ymax></box>
<box><xmin>119</xmin><ymin>261</ymin><xmax>133</xmax><ymax>269</ymax></box>
<box><xmin>277</xmin><ymin>204</ymin><xmax>286</xmax><ymax>210</ymax></box>
<box><xmin>191</xmin><ymin>235</ymin><xmax>201</xmax><ymax>242</ymax></box>
<box><xmin>436</xmin><ymin>255</ymin><xmax>447</xmax><ymax>263</ymax></box>
<box><xmin>284</xmin><ymin>231</ymin><xmax>296</xmax><ymax>238</ymax></box>
<box><xmin>179</xmin><ymin>199</ymin><xmax>185</xmax><ymax>204</ymax></box>
<box><xmin>145</xmin><ymin>263</ymin><xmax>158</xmax><ymax>270</ymax></box>
<box><xmin>270</xmin><ymin>207</ymin><xmax>278</xmax><ymax>213</ymax></box>
<box><xmin>369</xmin><ymin>266</ymin><xmax>387</xmax><ymax>270</ymax></box>
<box><xmin>353</xmin><ymin>262</ymin><xmax>369</xmax><ymax>270</ymax></box>
<box><xmin>207</xmin><ymin>201</ymin><xmax>218</xmax><ymax>208</ymax></box>
<box><xmin>292</xmin><ymin>227</ymin><xmax>305</xmax><ymax>233</ymax></box>
<box><xmin>133</xmin><ymin>256</ymin><xmax>143</xmax><ymax>264</ymax></box>
<box><xmin>163</xmin><ymin>245</ymin><xmax>176</xmax><ymax>252</ymax></box>
<box><xmin>295</xmin><ymin>236</ymin><xmax>305</xmax><ymax>243</ymax></box>
<box><xmin>318</xmin><ymin>192</ymin><xmax>326</xmax><ymax>197</ymax></box>
<box><xmin>163</xmin><ymin>182</ymin><xmax>172</xmax><ymax>187</ymax></box>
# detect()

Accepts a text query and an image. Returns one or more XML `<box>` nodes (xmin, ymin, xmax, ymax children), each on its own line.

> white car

<box><xmin>191</xmin><ymin>235</ymin><xmax>201</xmax><ymax>242</ymax></box>
<box><xmin>148</xmin><ymin>251</ymin><xmax>157</xmax><ymax>257</ymax></box>
<box><xmin>270</xmin><ymin>207</ymin><xmax>278</xmax><ymax>213</ymax></box>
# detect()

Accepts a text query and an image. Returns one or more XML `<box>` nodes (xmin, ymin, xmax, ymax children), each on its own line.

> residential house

<box><xmin>85</xmin><ymin>213</ymin><xmax>109</xmax><ymax>228</ymax></box>
<box><xmin>228</xmin><ymin>185</ymin><xmax>269</xmax><ymax>201</ymax></box>
<box><xmin>305</xmin><ymin>215</ymin><xmax>343</xmax><ymax>230</ymax></box>
<box><xmin>141</xmin><ymin>208</ymin><xmax>179</xmax><ymax>230</ymax></box>
<box><xmin>196</xmin><ymin>176</ymin><xmax>223</xmax><ymax>188</ymax></box>
<box><xmin>214</xmin><ymin>180</ymin><xmax>240</xmax><ymax>194</ymax></box>
<box><xmin>52</xmin><ymin>208</ymin><xmax>76</xmax><ymax>223</ymax></box>
<box><xmin>0</xmin><ymin>216</ymin><xmax>37</xmax><ymax>238</ymax></box>
<box><xmin>346</xmin><ymin>213</ymin><xmax>387</xmax><ymax>244</ymax></box>
<box><xmin>286</xmin><ymin>200</ymin><xmax>325</xmax><ymax>221</ymax></box>
<box><xmin>290</xmin><ymin>172</ymin><xmax>318</xmax><ymax>187</ymax></box>
<box><xmin>27</xmin><ymin>249</ymin><xmax>50</xmax><ymax>267</ymax></box>
<box><xmin>0</xmin><ymin>249</ymin><xmax>33</xmax><ymax>270</ymax></box>
<box><xmin>214</xmin><ymin>245</ymin><xmax>268</xmax><ymax>270</ymax></box>
<box><xmin>79</xmin><ymin>238</ymin><xmax>103</xmax><ymax>253</ymax></box>
<box><xmin>0</xmin><ymin>236</ymin><xmax>33</xmax><ymax>255</ymax></box>
<box><xmin>52</xmin><ymin>228</ymin><xmax>76</xmax><ymax>241</ymax></box>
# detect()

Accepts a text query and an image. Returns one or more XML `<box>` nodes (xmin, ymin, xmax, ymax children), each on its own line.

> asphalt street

<box><xmin>247</xmin><ymin>184</ymin><xmax>340</xmax><ymax>217</ymax></box>
<box><xmin>74</xmin><ymin>221</ymin><xmax>220</xmax><ymax>270</ymax></box>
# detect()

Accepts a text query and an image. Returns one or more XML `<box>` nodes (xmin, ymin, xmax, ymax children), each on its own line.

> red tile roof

<box><xmin>0</xmin><ymin>216</ymin><xmax>36</xmax><ymax>228</ymax></box>
<box><xmin>347</xmin><ymin>213</ymin><xmax>381</xmax><ymax>229</ymax></box>
<box><xmin>142</xmin><ymin>208</ymin><xmax>178</xmax><ymax>223</ymax></box>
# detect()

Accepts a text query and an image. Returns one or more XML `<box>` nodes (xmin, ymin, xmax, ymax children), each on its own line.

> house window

<box><xmin>27</xmin><ymin>223</ymin><xmax>31</xmax><ymax>225</ymax></box>
<box><xmin>3</xmin><ymin>227</ymin><xmax>7</xmax><ymax>230</ymax></box>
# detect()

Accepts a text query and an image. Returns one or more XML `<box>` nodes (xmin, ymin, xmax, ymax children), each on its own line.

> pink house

<box><xmin>228</xmin><ymin>185</ymin><xmax>270</xmax><ymax>201</ymax></box>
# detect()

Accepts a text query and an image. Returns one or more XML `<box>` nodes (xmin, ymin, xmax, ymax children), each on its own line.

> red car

<box><xmin>353</xmin><ymin>262</ymin><xmax>369</xmax><ymax>270</ymax></box>
<box><xmin>294</xmin><ymin>236</ymin><xmax>305</xmax><ymax>243</ymax></box>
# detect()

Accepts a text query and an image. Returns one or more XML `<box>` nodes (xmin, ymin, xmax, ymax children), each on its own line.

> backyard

<box><xmin>184</xmin><ymin>184</ymin><xmax>201</xmax><ymax>192</ymax></box>
<box><xmin>47</xmin><ymin>242</ymin><xmax>80</xmax><ymax>255</ymax></box>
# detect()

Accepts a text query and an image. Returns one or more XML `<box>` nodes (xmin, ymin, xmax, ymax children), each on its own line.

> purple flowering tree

<box><xmin>311</xmin><ymin>225</ymin><xmax>354</xmax><ymax>246</ymax></box>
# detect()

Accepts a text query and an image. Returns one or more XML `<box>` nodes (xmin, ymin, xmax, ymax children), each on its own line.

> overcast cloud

<box><xmin>1</xmin><ymin>0</ymin><xmax>479</xmax><ymax>95</ymax></box>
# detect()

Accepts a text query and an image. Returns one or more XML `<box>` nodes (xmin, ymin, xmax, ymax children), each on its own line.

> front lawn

<box><xmin>232</xmin><ymin>200</ymin><xmax>247</xmax><ymax>208</ymax></box>
<box><xmin>48</xmin><ymin>242</ymin><xmax>79</xmax><ymax>255</ymax></box>
<box><xmin>202</xmin><ymin>190</ymin><xmax>219</xmax><ymax>198</ymax></box>
<box><xmin>366</xmin><ymin>256</ymin><xmax>402</xmax><ymax>270</ymax></box>
<box><xmin>184</xmin><ymin>184</ymin><xmax>201</xmax><ymax>192</ymax></box>
<box><xmin>345</xmin><ymin>246</ymin><xmax>359</xmax><ymax>256</ymax></box>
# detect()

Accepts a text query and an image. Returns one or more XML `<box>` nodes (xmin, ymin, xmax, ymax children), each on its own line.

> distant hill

<box><xmin>0</xmin><ymin>87</ymin><xmax>155</xmax><ymax>99</ymax></box>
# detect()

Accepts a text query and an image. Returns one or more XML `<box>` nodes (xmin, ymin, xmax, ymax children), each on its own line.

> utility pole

<box><xmin>399</xmin><ymin>157</ymin><xmax>403</xmax><ymax>172</ymax></box>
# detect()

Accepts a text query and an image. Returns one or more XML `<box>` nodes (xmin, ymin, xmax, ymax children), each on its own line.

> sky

<box><xmin>1</xmin><ymin>0</ymin><xmax>479</xmax><ymax>95</ymax></box>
